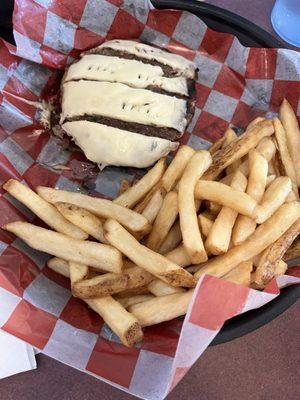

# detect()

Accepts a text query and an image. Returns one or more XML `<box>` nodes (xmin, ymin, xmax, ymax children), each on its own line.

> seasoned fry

<box><xmin>223</xmin><ymin>261</ymin><xmax>253</xmax><ymax>286</ymax></box>
<box><xmin>55</xmin><ymin>202</ymin><xmax>106</xmax><ymax>243</ymax></box>
<box><xmin>146</xmin><ymin>191</ymin><xmax>178</xmax><ymax>251</ymax></box>
<box><xmin>254</xmin><ymin>218</ymin><xmax>300</xmax><ymax>286</ymax></box>
<box><xmin>232</xmin><ymin>150</ymin><xmax>268</xmax><ymax>245</ymax></box>
<box><xmin>195</xmin><ymin>181</ymin><xmax>256</xmax><ymax>216</ymax></box>
<box><xmin>142</xmin><ymin>189</ymin><xmax>164</xmax><ymax>223</ymax></box>
<box><xmin>4</xmin><ymin>221</ymin><xmax>123</xmax><ymax>273</ymax></box>
<box><xmin>104</xmin><ymin>219</ymin><xmax>195</xmax><ymax>287</ymax></box>
<box><xmin>273</xmin><ymin>117</ymin><xmax>299</xmax><ymax>198</ymax></box>
<box><xmin>147</xmin><ymin>279</ymin><xmax>185</xmax><ymax>296</ymax></box>
<box><xmin>47</xmin><ymin>257</ymin><xmax>70</xmax><ymax>278</ymax></box>
<box><xmin>69</xmin><ymin>262</ymin><xmax>89</xmax><ymax>286</ymax></box>
<box><xmin>86</xmin><ymin>296</ymin><xmax>143</xmax><ymax>346</ymax></box>
<box><xmin>266</xmin><ymin>174</ymin><xmax>276</xmax><ymax>187</ymax></box>
<box><xmin>3</xmin><ymin>179</ymin><xmax>88</xmax><ymax>240</ymax></box>
<box><xmin>118</xmin><ymin>179</ymin><xmax>131</xmax><ymax>196</ymax></box>
<box><xmin>203</xmin><ymin>119</ymin><xmax>274</xmax><ymax>180</ymax></box>
<box><xmin>198</xmin><ymin>213</ymin><xmax>214</xmax><ymax>238</ymax></box>
<box><xmin>283</xmin><ymin>239</ymin><xmax>300</xmax><ymax>261</ymax></box>
<box><xmin>116</xmin><ymin>294</ymin><xmax>155</xmax><ymax>309</ymax></box>
<box><xmin>247</xmin><ymin>117</ymin><xmax>265</xmax><ymax>130</ymax></box>
<box><xmin>37</xmin><ymin>186</ymin><xmax>150</xmax><ymax>233</ymax></box>
<box><xmin>165</xmin><ymin>244</ymin><xmax>191</xmax><ymax>267</ymax></box>
<box><xmin>223</xmin><ymin>128</ymin><xmax>240</xmax><ymax>174</ymax></box>
<box><xmin>253</xmin><ymin>176</ymin><xmax>292</xmax><ymax>224</ymax></box>
<box><xmin>279</xmin><ymin>98</ymin><xmax>300</xmax><ymax>185</ymax></box>
<box><xmin>72</xmin><ymin>266</ymin><xmax>153</xmax><ymax>298</ymax></box>
<box><xmin>195</xmin><ymin>202</ymin><xmax>300</xmax><ymax>280</ymax></box>
<box><xmin>208</xmin><ymin>136</ymin><xmax>226</xmax><ymax>154</ymax></box>
<box><xmin>162</xmin><ymin>145</ymin><xmax>195</xmax><ymax>192</ymax></box>
<box><xmin>158</xmin><ymin>221</ymin><xmax>182</xmax><ymax>254</ymax></box>
<box><xmin>129</xmin><ymin>290</ymin><xmax>193</xmax><ymax>327</ymax></box>
<box><xmin>179</xmin><ymin>151</ymin><xmax>212</xmax><ymax>263</ymax></box>
<box><xmin>205</xmin><ymin>171</ymin><xmax>247</xmax><ymax>255</ymax></box>
<box><xmin>114</xmin><ymin>158</ymin><xmax>166</xmax><ymax>208</ymax></box>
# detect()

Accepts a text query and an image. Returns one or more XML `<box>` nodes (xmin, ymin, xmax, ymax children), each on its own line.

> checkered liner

<box><xmin>0</xmin><ymin>1</ymin><xmax>299</xmax><ymax>398</ymax></box>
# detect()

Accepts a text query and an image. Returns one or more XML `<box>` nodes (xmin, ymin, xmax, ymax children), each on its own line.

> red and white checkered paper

<box><xmin>0</xmin><ymin>0</ymin><xmax>299</xmax><ymax>398</ymax></box>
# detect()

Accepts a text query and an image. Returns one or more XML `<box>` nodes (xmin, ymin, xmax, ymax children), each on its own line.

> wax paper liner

<box><xmin>0</xmin><ymin>1</ymin><xmax>299</xmax><ymax>398</ymax></box>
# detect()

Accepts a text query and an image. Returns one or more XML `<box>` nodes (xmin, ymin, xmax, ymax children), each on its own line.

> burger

<box><xmin>51</xmin><ymin>39</ymin><xmax>197</xmax><ymax>169</ymax></box>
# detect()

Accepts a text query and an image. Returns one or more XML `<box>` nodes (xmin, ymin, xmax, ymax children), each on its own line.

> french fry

<box><xmin>274</xmin><ymin>259</ymin><xmax>288</xmax><ymax>276</ymax></box>
<box><xmin>162</xmin><ymin>145</ymin><xmax>196</xmax><ymax>192</ymax></box>
<box><xmin>208</xmin><ymin>136</ymin><xmax>226</xmax><ymax>154</ymax></box>
<box><xmin>273</xmin><ymin>117</ymin><xmax>299</xmax><ymax>198</ymax></box>
<box><xmin>195</xmin><ymin>181</ymin><xmax>256</xmax><ymax>216</ymax></box>
<box><xmin>116</xmin><ymin>294</ymin><xmax>155</xmax><ymax>309</ymax></box>
<box><xmin>266</xmin><ymin>174</ymin><xmax>276</xmax><ymax>187</ymax></box>
<box><xmin>116</xmin><ymin>286</ymin><xmax>150</xmax><ymax>298</ymax></box>
<box><xmin>179</xmin><ymin>151</ymin><xmax>212</xmax><ymax>263</ymax></box>
<box><xmin>37</xmin><ymin>186</ymin><xmax>150</xmax><ymax>233</ymax></box>
<box><xmin>202</xmin><ymin>201</ymin><xmax>222</xmax><ymax>215</ymax></box>
<box><xmin>247</xmin><ymin>117</ymin><xmax>265</xmax><ymax>130</ymax></box>
<box><xmin>3</xmin><ymin>179</ymin><xmax>88</xmax><ymax>240</ymax></box>
<box><xmin>104</xmin><ymin>219</ymin><xmax>195</xmax><ymax>287</ymax></box>
<box><xmin>4</xmin><ymin>221</ymin><xmax>123</xmax><ymax>273</ymax></box>
<box><xmin>114</xmin><ymin>158</ymin><xmax>166</xmax><ymax>208</ymax></box>
<box><xmin>86</xmin><ymin>296</ymin><xmax>143</xmax><ymax>346</ymax></box>
<box><xmin>198</xmin><ymin>214</ymin><xmax>214</xmax><ymax>238</ymax></box>
<box><xmin>223</xmin><ymin>128</ymin><xmax>240</xmax><ymax>174</ymax></box>
<box><xmin>205</xmin><ymin>171</ymin><xmax>247</xmax><ymax>255</ymax></box>
<box><xmin>72</xmin><ymin>265</ymin><xmax>153</xmax><ymax>298</ymax></box>
<box><xmin>279</xmin><ymin>98</ymin><xmax>300</xmax><ymax>185</ymax></box>
<box><xmin>253</xmin><ymin>176</ymin><xmax>292</xmax><ymax>224</ymax></box>
<box><xmin>232</xmin><ymin>150</ymin><xmax>268</xmax><ymax>245</ymax></box>
<box><xmin>253</xmin><ymin>218</ymin><xmax>300</xmax><ymax>286</ymax></box>
<box><xmin>133</xmin><ymin>182</ymin><xmax>164</xmax><ymax>214</ymax></box>
<box><xmin>146</xmin><ymin>191</ymin><xmax>178</xmax><ymax>251</ymax></box>
<box><xmin>283</xmin><ymin>239</ymin><xmax>300</xmax><ymax>261</ymax></box>
<box><xmin>203</xmin><ymin>119</ymin><xmax>274</xmax><ymax>180</ymax></box>
<box><xmin>69</xmin><ymin>262</ymin><xmax>89</xmax><ymax>286</ymax></box>
<box><xmin>195</xmin><ymin>202</ymin><xmax>300</xmax><ymax>280</ymax></box>
<box><xmin>142</xmin><ymin>189</ymin><xmax>164</xmax><ymax>223</ymax></box>
<box><xmin>129</xmin><ymin>290</ymin><xmax>193</xmax><ymax>327</ymax></box>
<box><xmin>223</xmin><ymin>261</ymin><xmax>253</xmax><ymax>286</ymax></box>
<box><xmin>47</xmin><ymin>257</ymin><xmax>70</xmax><ymax>278</ymax></box>
<box><xmin>186</xmin><ymin>264</ymin><xmax>201</xmax><ymax>274</ymax></box>
<box><xmin>268</xmin><ymin>159</ymin><xmax>276</xmax><ymax>175</ymax></box>
<box><xmin>118</xmin><ymin>179</ymin><xmax>131</xmax><ymax>196</ymax></box>
<box><xmin>221</xmin><ymin>137</ymin><xmax>276</xmax><ymax>184</ymax></box>
<box><xmin>158</xmin><ymin>220</ymin><xmax>182</xmax><ymax>254</ymax></box>
<box><xmin>45</xmin><ymin>256</ymin><xmax>143</xmax><ymax>347</ymax></box>
<box><xmin>55</xmin><ymin>202</ymin><xmax>107</xmax><ymax>243</ymax></box>
<box><xmin>165</xmin><ymin>244</ymin><xmax>191</xmax><ymax>267</ymax></box>
<box><xmin>147</xmin><ymin>279</ymin><xmax>185</xmax><ymax>296</ymax></box>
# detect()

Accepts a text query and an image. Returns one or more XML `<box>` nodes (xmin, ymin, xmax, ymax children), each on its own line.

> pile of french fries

<box><xmin>2</xmin><ymin>99</ymin><xmax>300</xmax><ymax>347</ymax></box>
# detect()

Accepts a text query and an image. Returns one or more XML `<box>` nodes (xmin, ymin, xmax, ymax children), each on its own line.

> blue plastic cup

<box><xmin>271</xmin><ymin>0</ymin><xmax>300</xmax><ymax>47</ymax></box>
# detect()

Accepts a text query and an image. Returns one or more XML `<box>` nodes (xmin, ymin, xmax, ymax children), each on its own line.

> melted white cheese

<box><xmin>62</xmin><ymin>121</ymin><xmax>178</xmax><ymax>168</ymax></box>
<box><xmin>64</xmin><ymin>54</ymin><xmax>189</xmax><ymax>96</ymax></box>
<box><xmin>97</xmin><ymin>40</ymin><xmax>196</xmax><ymax>78</ymax></box>
<box><xmin>60</xmin><ymin>80</ymin><xmax>187</xmax><ymax>132</ymax></box>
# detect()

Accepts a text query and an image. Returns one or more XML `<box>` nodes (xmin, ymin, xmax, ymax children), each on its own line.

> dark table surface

<box><xmin>0</xmin><ymin>1</ymin><xmax>299</xmax><ymax>399</ymax></box>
